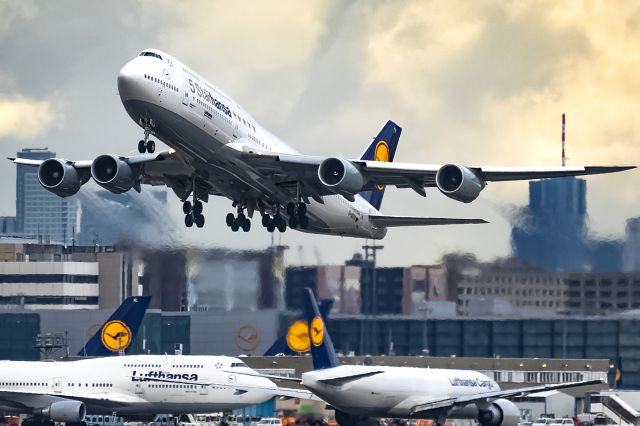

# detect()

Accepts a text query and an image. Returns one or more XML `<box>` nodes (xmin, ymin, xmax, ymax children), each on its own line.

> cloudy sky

<box><xmin>0</xmin><ymin>1</ymin><xmax>638</xmax><ymax>266</ymax></box>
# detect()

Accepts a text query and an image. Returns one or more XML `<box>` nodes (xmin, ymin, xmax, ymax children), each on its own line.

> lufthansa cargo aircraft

<box><xmin>241</xmin><ymin>289</ymin><xmax>603</xmax><ymax>426</ymax></box>
<box><xmin>10</xmin><ymin>49</ymin><xmax>634</xmax><ymax>238</ymax></box>
<box><xmin>0</xmin><ymin>355</ymin><xmax>313</xmax><ymax>426</ymax></box>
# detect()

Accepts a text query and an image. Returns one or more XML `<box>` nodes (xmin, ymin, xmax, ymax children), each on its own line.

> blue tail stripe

<box><xmin>78</xmin><ymin>296</ymin><xmax>151</xmax><ymax>357</ymax></box>
<box><xmin>359</xmin><ymin>120</ymin><xmax>401</xmax><ymax>211</ymax></box>
<box><xmin>304</xmin><ymin>288</ymin><xmax>339</xmax><ymax>370</ymax></box>
<box><xmin>263</xmin><ymin>299</ymin><xmax>334</xmax><ymax>356</ymax></box>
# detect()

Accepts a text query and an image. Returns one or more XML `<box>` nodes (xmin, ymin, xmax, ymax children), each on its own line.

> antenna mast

<box><xmin>562</xmin><ymin>113</ymin><xmax>566</xmax><ymax>167</ymax></box>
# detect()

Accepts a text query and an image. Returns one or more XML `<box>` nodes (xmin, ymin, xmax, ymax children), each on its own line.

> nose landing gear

<box><xmin>138</xmin><ymin>125</ymin><xmax>156</xmax><ymax>154</ymax></box>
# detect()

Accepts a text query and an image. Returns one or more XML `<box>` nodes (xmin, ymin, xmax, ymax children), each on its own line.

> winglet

<box><xmin>304</xmin><ymin>288</ymin><xmax>339</xmax><ymax>370</ymax></box>
<box><xmin>7</xmin><ymin>157</ymin><xmax>16</xmax><ymax>161</ymax></box>
<box><xmin>78</xmin><ymin>296</ymin><xmax>151</xmax><ymax>357</ymax></box>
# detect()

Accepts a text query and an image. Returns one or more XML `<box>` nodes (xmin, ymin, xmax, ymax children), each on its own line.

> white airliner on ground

<box><xmin>10</xmin><ymin>49</ymin><xmax>634</xmax><ymax>238</ymax></box>
<box><xmin>0</xmin><ymin>355</ymin><xmax>311</xmax><ymax>426</ymax></box>
<box><xmin>241</xmin><ymin>289</ymin><xmax>604</xmax><ymax>426</ymax></box>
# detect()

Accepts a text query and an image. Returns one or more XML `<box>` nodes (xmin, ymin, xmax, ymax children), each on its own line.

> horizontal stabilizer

<box><xmin>370</xmin><ymin>215</ymin><xmax>487</xmax><ymax>227</ymax></box>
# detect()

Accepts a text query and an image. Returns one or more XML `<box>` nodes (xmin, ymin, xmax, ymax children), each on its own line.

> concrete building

<box><xmin>0</xmin><ymin>261</ymin><xmax>99</xmax><ymax>309</ymax></box>
<box><xmin>285</xmin><ymin>265</ymin><xmax>361</xmax><ymax>314</ymax></box>
<box><xmin>0</xmin><ymin>217</ymin><xmax>16</xmax><ymax>234</ymax></box>
<box><xmin>624</xmin><ymin>218</ymin><xmax>640</xmax><ymax>272</ymax></box>
<box><xmin>15</xmin><ymin>148</ymin><xmax>79</xmax><ymax>244</ymax></box>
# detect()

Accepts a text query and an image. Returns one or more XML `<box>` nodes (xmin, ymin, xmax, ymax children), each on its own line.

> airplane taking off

<box><xmin>78</xmin><ymin>296</ymin><xmax>150</xmax><ymax>357</ymax></box>
<box><xmin>295</xmin><ymin>289</ymin><xmax>603</xmax><ymax>426</ymax></box>
<box><xmin>0</xmin><ymin>355</ymin><xmax>313</xmax><ymax>426</ymax></box>
<box><xmin>10</xmin><ymin>49</ymin><xmax>634</xmax><ymax>239</ymax></box>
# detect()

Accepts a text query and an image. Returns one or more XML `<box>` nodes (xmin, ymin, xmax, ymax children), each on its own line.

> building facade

<box><xmin>15</xmin><ymin>148</ymin><xmax>79</xmax><ymax>244</ymax></box>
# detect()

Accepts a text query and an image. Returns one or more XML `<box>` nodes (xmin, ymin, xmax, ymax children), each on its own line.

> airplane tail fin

<box><xmin>263</xmin><ymin>299</ymin><xmax>334</xmax><ymax>356</ymax></box>
<box><xmin>358</xmin><ymin>120</ymin><xmax>401</xmax><ymax>211</ymax></box>
<box><xmin>78</xmin><ymin>296</ymin><xmax>151</xmax><ymax>357</ymax></box>
<box><xmin>304</xmin><ymin>288</ymin><xmax>339</xmax><ymax>370</ymax></box>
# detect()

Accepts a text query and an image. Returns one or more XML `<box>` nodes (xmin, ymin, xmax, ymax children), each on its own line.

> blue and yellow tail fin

<box><xmin>358</xmin><ymin>120</ymin><xmax>401</xmax><ymax>211</ymax></box>
<box><xmin>304</xmin><ymin>288</ymin><xmax>339</xmax><ymax>370</ymax></box>
<box><xmin>263</xmin><ymin>299</ymin><xmax>334</xmax><ymax>356</ymax></box>
<box><xmin>78</xmin><ymin>296</ymin><xmax>151</xmax><ymax>357</ymax></box>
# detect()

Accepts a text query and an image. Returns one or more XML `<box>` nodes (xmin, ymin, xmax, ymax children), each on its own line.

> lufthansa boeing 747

<box><xmin>10</xmin><ymin>49</ymin><xmax>634</xmax><ymax>238</ymax></box>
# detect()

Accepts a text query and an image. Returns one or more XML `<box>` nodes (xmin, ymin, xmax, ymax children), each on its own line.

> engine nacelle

<box><xmin>37</xmin><ymin>400</ymin><xmax>86</xmax><ymax>422</ymax></box>
<box><xmin>318</xmin><ymin>157</ymin><xmax>364</xmax><ymax>195</ymax></box>
<box><xmin>38</xmin><ymin>159</ymin><xmax>82</xmax><ymax>197</ymax></box>
<box><xmin>91</xmin><ymin>154</ymin><xmax>135</xmax><ymax>193</ymax></box>
<box><xmin>435</xmin><ymin>164</ymin><xmax>486</xmax><ymax>203</ymax></box>
<box><xmin>477</xmin><ymin>399</ymin><xmax>520</xmax><ymax>426</ymax></box>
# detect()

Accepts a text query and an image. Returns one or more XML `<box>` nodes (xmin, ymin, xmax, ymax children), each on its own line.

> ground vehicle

<box><xmin>532</xmin><ymin>418</ymin><xmax>554</xmax><ymax>426</ymax></box>
<box><xmin>256</xmin><ymin>419</ymin><xmax>282</xmax><ymax>426</ymax></box>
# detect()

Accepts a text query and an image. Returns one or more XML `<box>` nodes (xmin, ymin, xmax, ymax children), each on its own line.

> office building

<box><xmin>15</xmin><ymin>148</ymin><xmax>78</xmax><ymax>244</ymax></box>
<box><xmin>624</xmin><ymin>218</ymin><xmax>640</xmax><ymax>272</ymax></box>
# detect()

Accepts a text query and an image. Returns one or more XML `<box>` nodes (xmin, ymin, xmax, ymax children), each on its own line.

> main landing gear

<box><xmin>183</xmin><ymin>180</ymin><xmax>205</xmax><ymax>228</ymax></box>
<box><xmin>138</xmin><ymin>126</ymin><xmax>156</xmax><ymax>154</ymax></box>
<box><xmin>226</xmin><ymin>209</ymin><xmax>251</xmax><ymax>232</ymax></box>
<box><xmin>261</xmin><ymin>213</ymin><xmax>287</xmax><ymax>233</ymax></box>
<box><xmin>286</xmin><ymin>202</ymin><xmax>308</xmax><ymax>229</ymax></box>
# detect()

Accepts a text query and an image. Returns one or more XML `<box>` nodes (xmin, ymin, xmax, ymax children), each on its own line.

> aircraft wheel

<box><xmin>241</xmin><ymin>218</ymin><xmax>251</xmax><ymax>232</ymax></box>
<box><xmin>184</xmin><ymin>214</ymin><xmax>193</xmax><ymax>228</ymax></box>
<box><xmin>237</xmin><ymin>212</ymin><xmax>246</xmax><ymax>222</ymax></box>
<box><xmin>193</xmin><ymin>200</ymin><xmax>203</xmax><ymax>215</ymax></box>
<box><xmin>182</xmin><ymin>201</ymin><xmax>192</xmax><ymax>214</ymax></box>
<box><xmin>286</xmin><ymin>202</ymin><xmax>296</xmax><ymax>216</ymax></box>
<box><xmin>147</xmin><ymin>140</ymin><xmax>155</xmax><ymax>153</ymax></box>
<box><xmin>298</xmin><ymin>202</ymin><xmax>307</xmax><ymax>215</ymax></box>
<box><xmin>231</xmin><ymin>222</ymin><xmax>240</xmax><ymax>232</ymax></box>
<box><xmin>299</xmin><ymin>215</ymin><xmax>309</xmax><ymax>229</ymax></box>
<box><xmin>276</xmin><ymin>217</ymin><xmax>287</xmax><ymax>232</ymax></box>
<box><xmin>288</xmin><ymin>216</ymin><xmax>297</xmax><ymax>229</ymax></box>
<box><xmin>226</xmin><ymin>213</ymin><xmax>235</xmax><ymax>227</ymax></box>
<box><xmin>261</xmin><ymin>215</ymin><xmax>270</xmax><ymax>227</ymax></box>
<box><xmin>138</xmin><ymin>140</ymin><xmax>146</xmax><ymax>154</ymax></box>
<box><xmin>266</xmin><ymin>223</ymin><xmax>275</xmax><ymax>233</ymax></box>
<box><xmin>195</xmin><ymin>214</ymin><xmax>205</xmax><ymax>228</ymax></box>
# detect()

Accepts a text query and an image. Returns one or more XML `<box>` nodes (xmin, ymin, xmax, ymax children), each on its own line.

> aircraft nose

<box><xmin>117</xmin><ymin>59</ymin><xmax>140</xmax><ymax>101</ymax></box>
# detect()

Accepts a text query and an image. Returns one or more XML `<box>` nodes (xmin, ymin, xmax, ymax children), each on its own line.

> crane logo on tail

<box><xmin>286</xmin><ymin>320</ymin><xmax>311</xmax><ymax>352</ymax></box>
<box><xmin>101</xmin><ymin>320</ymin><xmax>132</xmax><ymax>352</ymax></box>
<box><xmin>310</xmin><ymin>316</ymin><xmax>324</xmax><ymax>347</ymax></box>
<box><xmin>374</xmin><ymin>141</ymin><xmax>389</xmax><ymax>189</ymax></box>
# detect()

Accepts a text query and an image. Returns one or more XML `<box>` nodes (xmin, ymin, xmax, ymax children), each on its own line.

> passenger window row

<box><xmin>144</xmin><ymin>74</ymin><xmax>178</xmax><ymax>93</ymax></box>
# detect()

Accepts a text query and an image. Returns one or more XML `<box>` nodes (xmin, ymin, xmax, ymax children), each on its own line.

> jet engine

<box><xmin>477</xmin><ymin>399</ymin><xmax>519</xmax><ymax>426</ymax></box>
<box><xmin>435</xmin><ymin>164</ymin><xmax>486</xmax><ymax>203</ymax></box>
<box><xmin>91</xmin><ymin>154</ymin><xmax>136</xmax><ymax>193</ymax></box>
<box><xmin>38</xmin><ymin>159</ymin><xmax>83</xmax><ymax>197</ymax></box>
<box><xmin>37</xmin><ymin>400</ymin><xmax>86</xmax><ymax>422</ymax></box>
<box><xmin>318</xmin><ymin>157</ymin><xmax>364</xmax><ymax>195</ymax></box>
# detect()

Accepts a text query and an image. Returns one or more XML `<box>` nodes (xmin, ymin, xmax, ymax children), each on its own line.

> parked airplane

<box><xmin>293</xmin><ymin>289</ymin><xmax>602</xmax><ymax>426</ymax></box>
<box><xmin>263</xmin><ymin>299</ymin><xmax>333</xmax><ymax>356</ymax></box>
<box><xmin>10</xmin><ymin>49</ymin><xmax>634</xmax><ymax>238</ymax></box>
<box><xmin>0</xmin><ymin>355</ymin><xmax>312</xmax><ymax>426</ymax></box>
<box><xmin>78</xmin><ymin>296</ymin><xmax>150</xmax><ymax>357</ymax></box>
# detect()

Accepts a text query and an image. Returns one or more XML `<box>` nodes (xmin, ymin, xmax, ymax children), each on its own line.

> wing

<box><xmin>369</xmin><ymin>215</ymin><xmax>487</xmax><ymax>227</ymax></box>
<box><xmin>408</xmin><ymin>379</ymin><xmax>604</xmax><ymax>415</ymax></box>
<box><xmin>0</xmin><ymin>389</ymin><xmax>142</xmax><ymax>412</ymax></box>
<box><xmin>241</xmin><ymin>149</ymin><xmax>634</xmax><ymax>201</ymax></box>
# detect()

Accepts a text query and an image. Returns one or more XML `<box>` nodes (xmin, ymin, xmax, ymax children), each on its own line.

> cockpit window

<box><xmin>230</xmin><ymin>362</ymin><xmax>249</xmax><ymax>368</ymax></box>
<box><xmin>139</xmin><ymin>51</ymin><xmax>163</xmax><ymax>60</ymax></box>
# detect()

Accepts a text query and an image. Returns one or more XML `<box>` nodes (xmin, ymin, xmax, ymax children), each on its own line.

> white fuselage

<box><xmin>117</xmin><ymin>49</ymin><xmax>387</xmax><ymax>239</ymax></box>
<box><xmin>0</xmin><ymin>355</ymin><xmax>276</xmax><ymax>416</ymax></box>
<box><xmin>301</xmin><ymin>365</ymin><xmax>500</xmax><ymax>418</ymax></box>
